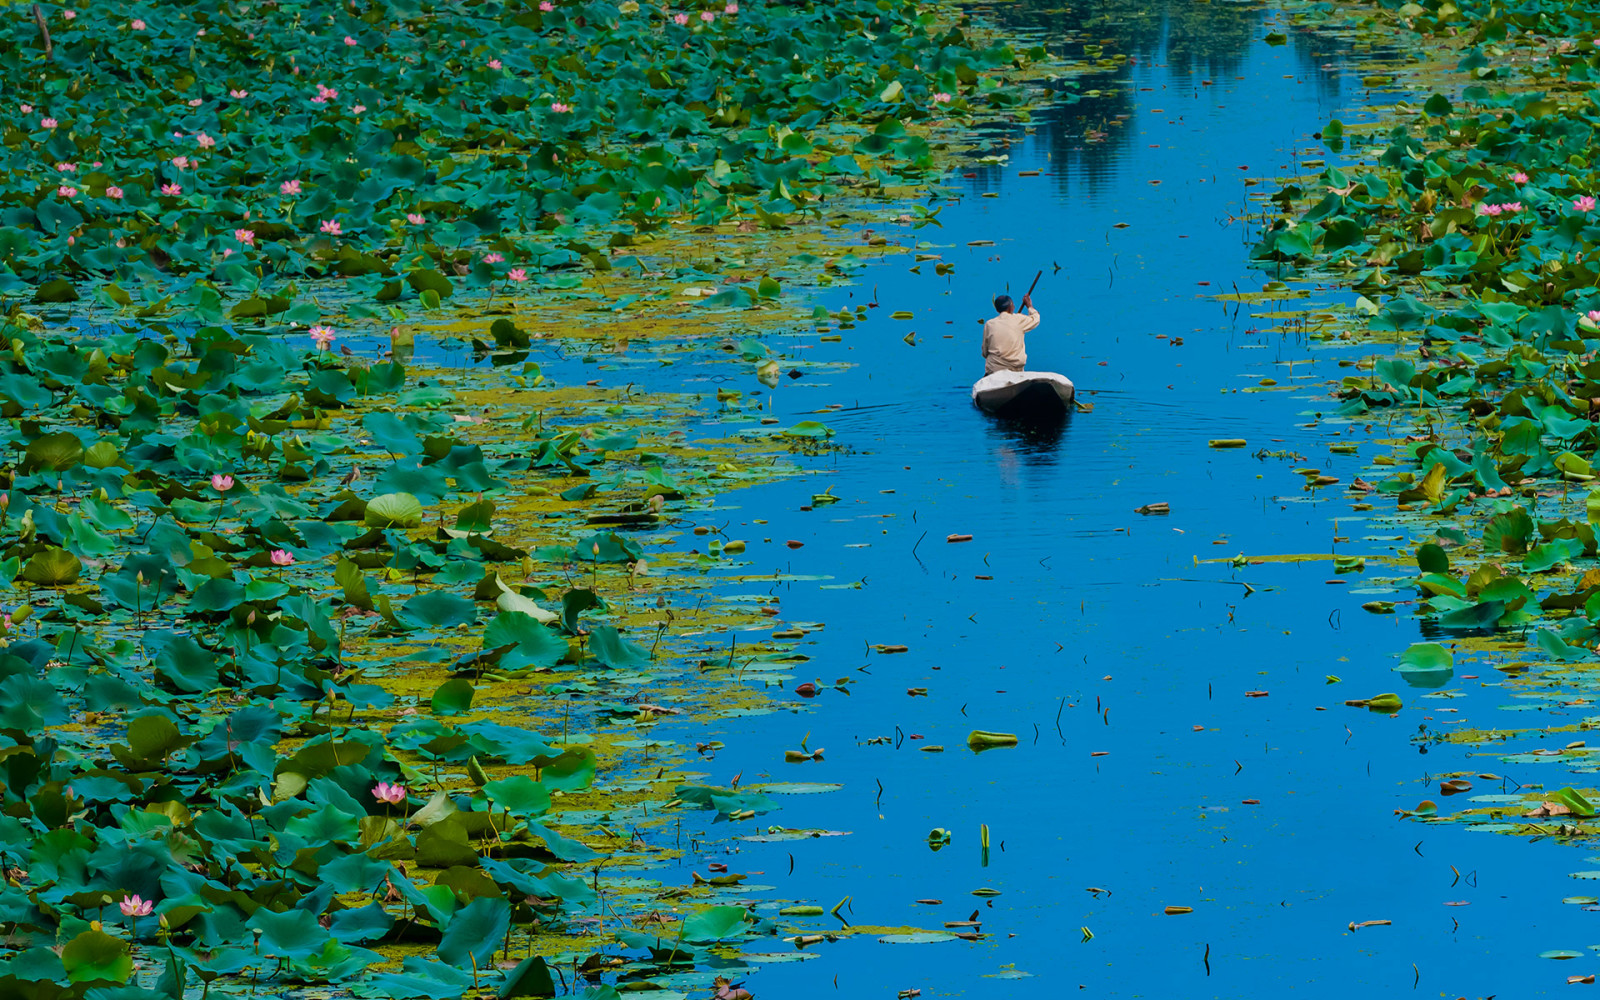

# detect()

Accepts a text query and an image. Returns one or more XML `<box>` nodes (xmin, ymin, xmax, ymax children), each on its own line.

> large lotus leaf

<box><xmin>1524</xmin><ymin>537</ymin><xmax>1585</xmax><ymax>573</ymax></box>
<box><xmin>482</xmin><ymin>612</ymin><xmax>568</xmax><ymax>667</ymax></box>
<box><xmin>1484</xmin><ymin>507</ymin><xmax>1534</xmax><ymax>554</ymax></box>
<box><xmin>20</xmin><ymin>547</ymin><xmax>80</xmax><ymax>585</ymax></box>
<box><xmin>364</xmin><ymin>492</ymin><xmax>424</xmax><ymax>529</ymax></box>
<box><xmin>498</xmin><ymin>956</ymin><xmax>556</xmax><ymax>998</ymax></box>
<box><xmin>153</xmin><ymin>635</ymin><xmax>220</xmax><ymax>693</ymax></box>
<box><xmin>430</xmin><ymin>678</ymin><xmax>475</xmax><ymax>716</ymax></box>
<box><xmin>415</xmin><ymin>819</ymin><xmax>479</xmax><ymax>868</ymax></box>
<box><xmin>329</xmin><ymin>902</ymin><xmax>395</xmax><ymax>944</ymax></box>
<box><xmin>363</xmin><ymin>960</ymin><xmax>475</xmax><ymax>1000</ymax></box>
<box><xmin>1537</xmin><ymin>628</ymin><xmax>1590</xmax><ymax>662</ymax></box>
<box><xmin>588</xmin><ymin>625</ymin><xmax>649</xmax><ymax>669</ymax></box>
<box><xmin>680</xmin><ymin>904</ymin><xmax>753</xmax><ymax>943</ymax></box>
<box><xmin>493</xmin><ymin>579</ymin><xmax>558</xmax><ymax>625</ymax></box>
<box><xmin>247</xmin><ymin>907</ymin><xmax>334</xmax><ymax>961</ymax></box>
<box><xmin>573</xmin><ymin>532</ymin><xmax>642</xmax><ymax>564</ymax></box>
<box><xmin>60</xmin><ymin>928</ymin><xmax>132</xmax><ymax>984</ymax></box>
<box><xmin>438</xmin><ymin>897</ymin><xmax>510</xmax><ymax>969</ymax></box>
<box><xmin>462</xmin><ymin>723</ymin><xmax>556</xmax><ymax>765</ymax></box>
<box><xmin>0</xmin><ymin>675</ymin><xmax>69</xmax><ymax>731</ymax></box>
<box><xmin>24</xmin><ymin>432</ymin><xmax>83</xmax><ymax>472</ymax></box>
<box><xmin>126</xmin><ymin>713</ymin><xmax>189</xmax><ymax>764</ymax></box>
<box><xmin>560</xmin><ymin>589</ymin><xmax>603</xmax><ymax>634</ymax></box>
<box><xmin>1396</xmin><ymin>642</ymin><xmax>1453</xmax><ymax>688</ymax></box>
<box><xmin>375</xmin><ymin>463</ymin><xmax>448</xmax><ymax>505</ymax></box>
<box><xmin>537</xmin><ymin>746</ymin><xmax>595</xmax><ymax>792</ymax></box>
<box><xmin>401</xmin><ymin>591</ymin><xmax>478</xmax><ymax>629</ymax></box>
<box><xmin>525</xmin><ymin>822</ymin><xmax>600</xmax><ymax>862</ymax></box>
<box><xmin>484</xmin><ymin>775</ymin><xmax>550</xmax><ymax>818</ymax></box>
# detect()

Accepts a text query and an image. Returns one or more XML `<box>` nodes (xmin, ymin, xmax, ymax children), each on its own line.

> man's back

<box><xmin>981</xmin><ymin>305</ymin><xmax>1041</xmax><ymax>375</ymax></box>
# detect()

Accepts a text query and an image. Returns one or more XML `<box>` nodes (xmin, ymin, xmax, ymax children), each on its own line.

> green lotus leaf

<box><xmin>364</xmin><ymin>492</ymin><xmax>424</xmax><ymax>529</ymax></box>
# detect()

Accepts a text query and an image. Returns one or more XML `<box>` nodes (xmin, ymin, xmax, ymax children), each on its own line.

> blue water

<box><xmin>515</xmin><ymin>5</ymin><xmax>1595</xmax><ymax>995</ymax></box>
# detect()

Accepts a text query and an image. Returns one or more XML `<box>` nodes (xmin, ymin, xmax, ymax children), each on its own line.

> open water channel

<box><xmin>492</xmin><ymin>3</ymin><xmax>1595</xmax><ymax>996</ymax></box>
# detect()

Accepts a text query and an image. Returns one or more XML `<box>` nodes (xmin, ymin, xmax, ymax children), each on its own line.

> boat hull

<box><xmin>971</xmin><ymin>370</ymin><xmax>1075</xmax><ymax>421</ymax></box>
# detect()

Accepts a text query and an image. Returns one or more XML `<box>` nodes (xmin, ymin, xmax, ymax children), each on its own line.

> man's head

<box><xmin>993</xmin><ymin>294</ymin><xmax>1014</xmax><ymax>314</ymax></box>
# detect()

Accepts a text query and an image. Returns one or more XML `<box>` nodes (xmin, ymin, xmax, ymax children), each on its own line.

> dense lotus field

<box><xmin>1264</xmin><ymin>0</ymin><xmax>1600</xmax><ymax>854</ymax></box>
<box><xmin>0</xmin><ymin>0</ymin><xmax>1060</xmax><ymax>997</ymax></box>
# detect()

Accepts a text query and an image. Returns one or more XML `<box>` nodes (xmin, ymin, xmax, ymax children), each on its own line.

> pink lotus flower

<box><xmin>222</xmin><ymin>248</ymin><xmax>233</xmax><ymax>258</ymax></box>
<box><xmin>1501</xmin><ymin>201</ymin><xmax>1523</xmax><ymax>212</ymax></box>
<box><xmin>344</xmin><ymin>35</ymin><xmax>357</xmax><ymax>45</ymax></box>
<box><xmin>19</xmin><ymin>104</ymin><xmax>31</xmax><ymax>114</ymax></box>
<box><xmin>1576</xmin><ymin>195</ymin><xmax>1596</xmax><ymax>212</ymax></box>
<box><xmin>673</xmin><ymin>12</ymin><xmax>688</xmax><ymax>23</ymax></box>
<box><xmin>1477</xmin><ymin>203</ymin><xmax>1502</xmax><ymax>217</ymax></box>
<box><xmin>269</xmin><ymin>549</ymin><xmax>294</xmax><ymax>566</ymax></box>
<box><xmin>196</xmin><ymin>132</ymin><xmax>215</xmax><ymax>149</ymax></box>
<box><xmin>725</xmin><ymin>2</ymin><xmax>738</xmax><ymax>12</ymax></box>
<box><xmin>406</xmin><ymin>212</ymin><xmax>425</xmax><ymax>225</ymax></box>
<box><xmin>540</xmin><ymin>1</ymin><xmax>554</xmax><ymax>9</ymax></box>
<box><xmin>211</xmin><ymin>474</ymin><xmax>234</xmax><ymax>491</ymax></box>
<box><xmin>62</xmin><ymin>9</ymin><xmax>75</xmax><ymax>19</ymax></box>
<box><xmin>55</xmin><ymin>162</ymin><xmax>75</xmax><ymax>173</ymax></box>
<box><xmin>187</xmin><ymin>98</ymin><xmax>203</xmax><ymax>107</ymax></box>
<box><xmin>320</xmin><ymin>219</ymin><xmax>342</xmax><ymax>235</ymax></box>
<box><xmin>932</xmin><ymin>92</ymin><xmax>952</xmax><ymax>103</ymax></box>
<box><xmin>508</xmin><ymin>268</ymin><xmax>528</xmax><ymax>282</ymax></box>
<box><xmin>484</xmin><ymin>252</ymin><xmax>505</xmax><ymax>264</ymax></box>
<box><xmin>105</xmin><ymin>185</ymin><xmax>124</xmax><ymax>199</ymax></box>
<box><xmin>171</xmin><ymin>156</ymin><xmax>191</xmax><ymax>170</ymax></box>
<box><xmin>1587</xmin><ymin>310</ymin><xmax>1600</xmax><ymax>324</ymax></box>
<box><xmin>373</xmin><ymin>782</ymin><xmax>407</xmax><ymax>804</ymax></box>
<box><xmin>196</xmin><ymin>28</ymin><xmax>206</xmax><ymax>36</ymax></box>
<box><xmin>161</xmin><ymin>183</ymin><xmax>182</xmax><ymax>196</ymax></box>
<box><xmin>229</xmin><ymin>89</ymin><xmax>249</xmax><ymax>99</ymax></box>
<box><xmin>551</xmin><ymin>102</ymin><xmax>571</xmax><ymax>113</ymax></box>
<box><xmin>280</xmin><ymin>179</ymin><xmax>302</xmax><ymax>195</ymax></box>
<box><xmin>349</xmin><ymin>104</ymin><xmax>366</xmax><ymax>115</ymax></box>
<box><xmin>700</xmin><ymin>10</ymin><xmax>714</xmax><ymax>21</ymax></box>
<box><xmin>130</xmin><ymin>19</ymin><xmax>145</xmax><ymax>30</ymax></box>
<box><xmin>57</xmin><ymin>186</ymin><xmax>76</xmax><ymax>198</ymax></box>
<box><xmin>234</xmin><ymin>228</ymin><xmax>256</xmax><ymax>245</ymax></box>
<box><xmin>488</xmin><ymin>58</ymin><xmax>503</xmax><ymax>69</ymax></box>
<box><xmin>40</xmin><ymin>117</ymin><xmax>58</xmax><ymax>129</ymax></box>
<box><xmin>310</xmin><ymin>325</ymin><xmax>336</xmax><ymax>349</ymax></box>
<box><xmin>1513</xmin><ymin>171</ymin><xmax>1528</xmax><ymax>183</ymax></box>
<box><xmin>119</xmin><ymin>895</ymin><xmax>152</xmax><ymax>917</ymax></box>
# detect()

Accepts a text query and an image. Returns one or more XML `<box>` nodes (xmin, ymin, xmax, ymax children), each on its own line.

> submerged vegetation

<box><xmin>0</xmin><ymin>0</ymin><xmax>1073</xmax><ymax>997</ymax></box>
<box><xmin>1263</xmin><ymin>0</ymin><xmax>1600</xmax><ymax>908</ymax></box>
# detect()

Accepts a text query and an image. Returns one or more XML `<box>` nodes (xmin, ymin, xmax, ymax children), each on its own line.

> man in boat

<box><xmin>981</xmin><ymin>292</ymin><xmax>1040</xmax><ymax>375</ymax></box>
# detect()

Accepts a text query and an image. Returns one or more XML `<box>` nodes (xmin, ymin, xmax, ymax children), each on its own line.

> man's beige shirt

<box><xmin>981</xmin><ymin>307</ymin><xmax>1041</xmax><ymax>375</ymax></box>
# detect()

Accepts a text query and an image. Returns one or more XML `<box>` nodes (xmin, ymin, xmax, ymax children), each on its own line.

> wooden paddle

<box><xmin>1022</xmin><ymin>269</ymin><xmax>1042</xmax><ymax>306</ymax></box>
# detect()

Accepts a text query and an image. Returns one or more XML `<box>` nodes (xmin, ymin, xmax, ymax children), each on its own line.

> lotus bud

<box><xmin>247</xmin><ymin>610</ymin><xmax>257</xmax><ymax>626</ymax></box>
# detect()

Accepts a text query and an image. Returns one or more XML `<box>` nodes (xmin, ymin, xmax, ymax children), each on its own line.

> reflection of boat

<box><xmin>971</xmin><ymin>370</ymin><xmax>1075</xmax><ymax>420</ymax></box>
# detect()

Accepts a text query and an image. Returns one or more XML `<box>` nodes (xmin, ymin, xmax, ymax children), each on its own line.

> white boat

<box><xmin>971</xmin><ymin>370</ymin><xmax>1075</xmax><ymax>420</ymax></box>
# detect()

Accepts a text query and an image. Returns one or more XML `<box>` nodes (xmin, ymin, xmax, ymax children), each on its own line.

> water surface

<box><xmin>551</xmin><ymin>6</ymin><xmax>1588</xmax><ymax>995</ymax></box>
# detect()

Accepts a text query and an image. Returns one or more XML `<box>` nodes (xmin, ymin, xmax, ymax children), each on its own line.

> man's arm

<box><xmin>980</xmin><ymin>321</ymin><xmax>992</xmax><ymax>359</ymax></box>
<box><xmin>1018</xmin><ymin>295</ymin><xmax>1040</xmax><ymax>333</ymax></box>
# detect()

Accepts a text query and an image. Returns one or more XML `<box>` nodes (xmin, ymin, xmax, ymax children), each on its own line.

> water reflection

<box><xmin>983</xmin><ymin>410</ymin><xmax>1070</xmax><ymax>480</ymax></box>
<box><xmin>962</xmin><ymin>0</ymin><xmax>1351</xmax><ymax>196</ymax></box>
